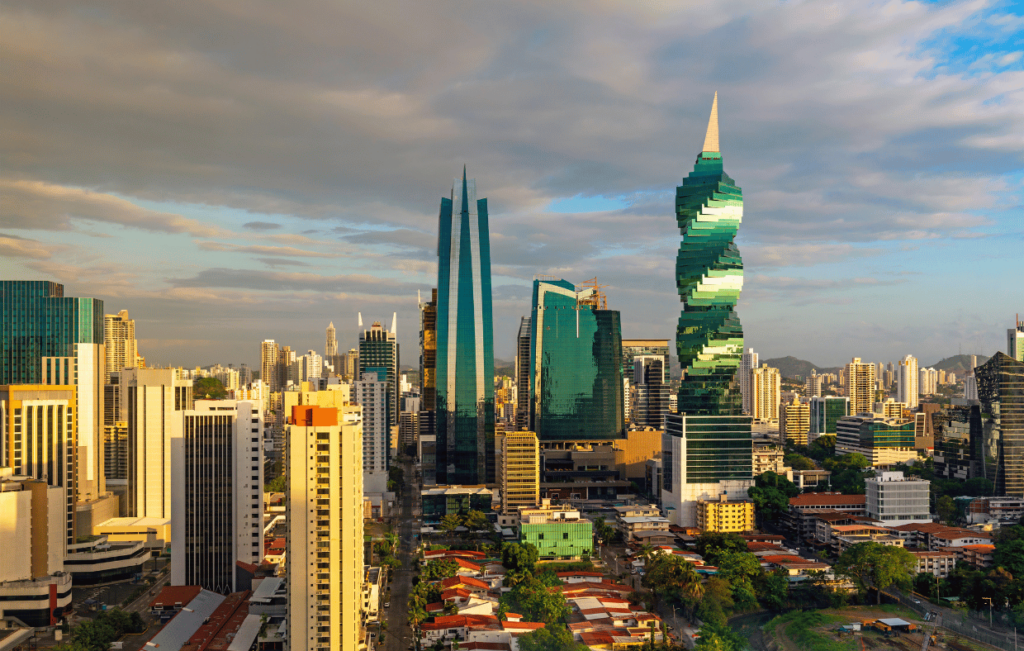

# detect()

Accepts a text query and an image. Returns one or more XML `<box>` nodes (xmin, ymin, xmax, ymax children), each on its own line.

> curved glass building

<box><xmin>529</xmin><ymin>279</ymin><xmax>624</xmax><ymax>442</ymax></box>
<box><xmin>435</xmin><ymin>168</ymin><xmax>495</xmax><ymax>485</ymax></box>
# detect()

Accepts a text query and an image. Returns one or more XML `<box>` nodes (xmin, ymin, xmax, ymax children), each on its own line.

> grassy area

<box><xmin>765</xmin><ymin>611</ymin><xmax>858</xmax><ymax>651</ymax></box>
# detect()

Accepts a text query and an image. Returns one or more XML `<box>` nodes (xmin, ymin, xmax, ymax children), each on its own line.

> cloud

<box><xmin>0</xmin><ymin>179</ymin><xmax>230</xmax><ymax>237</ymax></box>
<box><xmin>243</xmin><ymin>221</ymin><xmax>281</xmax><ymax>231</ymax></box>
<box><xmin>169</xmin><ymin>268</ymin><xmax>421</xmax><ymax>295</ymax></box>
<box><xmin>196</xmin><ymin>241</ymin><xmax>337</xmax><ymax>258</ymax></box>
<box><xmin>0</xmin><ymin>233</ymin><xmax>57</xmax><ymax>259</ymax></box>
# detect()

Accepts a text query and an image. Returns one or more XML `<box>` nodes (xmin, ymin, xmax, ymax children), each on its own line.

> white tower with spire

<box><xmin>325</xmin><ymin>321</ymin><xmax>338</xmax><ymax>357</ymax></box>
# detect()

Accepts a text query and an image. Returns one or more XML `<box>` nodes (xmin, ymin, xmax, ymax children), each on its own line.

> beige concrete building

<box><xmin>104</xmin><ymin>310</ymin><xmax>138</xmax><ymax>384</ymax></box>
<box><xmin>696</xmin><ymin>495</ymin><xmax>755</xmax><ymax>533</ymax></box>
<box><xmin>261</xmin><ymin>340</ymin><xmax>280</xmax><ymax>394</ymax></box>
<box><xmin>751</xmin><ymin>364</ymin><xmax>781</xmax><ymax>422</ymax></box>
<box><xmin>501</xmin><ymin>430</ymin><xmax>539</xmax><ymax>514</ymax></box>
<box><xmin>779</xmin><ymin>397</ymin><xmax>810</xmax><ymax>446</ymax></box>
<box><xmin>287</xmin><ymin>404</ymin><xmax>364</xmax><ymax>651</ymax></box>
<box><xmin>846</xmin><ymin>358</ymin><xmax>876</xmax><ymax>415</ymax></box>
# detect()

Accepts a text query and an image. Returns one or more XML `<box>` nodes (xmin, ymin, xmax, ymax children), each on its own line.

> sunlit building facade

<box><xmin>977</xmin><ymin>353</ymin><xmax>1024</xmax><ymax>498</ymax></box>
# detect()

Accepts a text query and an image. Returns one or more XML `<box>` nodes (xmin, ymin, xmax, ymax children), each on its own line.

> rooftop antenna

<box><xmin>358</xmin><ymin>312</ymin><xmax>363</xmax><ymax>328</ymax></box>
<box><xmin>391</xmin><ymin>312</ymin><xmax>397</xmax><ymax>335</ymax></box>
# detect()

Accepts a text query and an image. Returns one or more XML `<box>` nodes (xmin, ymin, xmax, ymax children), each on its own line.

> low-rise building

<box><xmin>363</xmin><ymin>566</ymin><xmax>385</xmax><ymax>623</ymax></box>
<box><xmin>961</xmin><ymin>544</ymin><xmax>996</xmax><ymax>570</ymax></box>
<box><xmin>866</xmin><ymin>471</ymin><xmax>931</xmax><ymax>527</ymax></box>
<box><xmin>617</xmin><ymin>515</ymin><xmax>670</xmax><ymax>542</ymax></box>
<box><xmin>752</xmin><ymin>441</ymin><xmax>787</xmax><ymax>476</ymax></box>
<box><xmin>64</xmin><ymin>536</ymin><xmax>147</xmax><ymax>585</ymax></box>
<box><xmin>836</xmin><ymin>415</ymin><xmax>919</xmax><ymax>466</ymax></box>
<box><xmin>964</xmin><ymin>497</ymin><xmax>1024</xmax><ymax>524</ymax></box>
<box><xmin>784</xmin><ymin>493</ymin><xmax>867</xmax><ymax>540</ymax></box>
<box><xmin>696</xmin><ymin>495</ymin><xmax>755</xmax><ymax>533</ymax></box>
<box><xmin>519</xmin><ymin>504</ymin><xmax>593</xmax><ymax>560</ymax></box>
<box><xmin>792</xmin><ymin>469</ymin><xmax>831</xmax><ymax>491</ymax></box>
<box><xmin>890</xmin><ymin>523</ymin><xmax>992</xmax><ymax>551</ymax></box>
<box><xmin>910</xmin><ymin>551</ymin><xmax>957</xmax><ymax>578</ymax></box>
<box><xmin>421</xmin><ymin>486</ymin><xmax>494</xmax><ymax>524</ymax></box>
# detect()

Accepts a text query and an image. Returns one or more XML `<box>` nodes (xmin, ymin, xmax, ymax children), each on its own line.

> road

<box><xmin>384</xmin><ymin>459</ymin><xmax>419</xmax><ymax>651</ymax></box>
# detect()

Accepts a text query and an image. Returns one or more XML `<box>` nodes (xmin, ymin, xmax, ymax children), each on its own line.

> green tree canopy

<box><xmin>834</xmin><ymin>542</ymin><xmax>916</xmax><ymax>604</ymax></box>
<box><xmin>694</xmin><ymin>532</ymin><xmax>748</xmax><ymax>564</ymax></box>
<box><xmin>505</xmin><ymin>575</ymin><xmax>570</xmax><ymax>625</ymax></box>
<box><xmin>193</xmin><ymin>377</ymin><xmax>227</xmax><ymax>399</ymax></box>
<box><xmin>516</xmin><ymin>624</ymin><xmax>586</xmax><ymax>651</ymax></box>
<box><xmin>748</xmin><ymin>471</ymin><xmax>800</xmax><ymax>523</ymax></box>
<box><xmin>784</xmin><ymin>453</ymin><xmax>816</xmax><ymax>471</ymax></box>
<box><xmin>440</xmin><ymin>513</ymin><xmax>463</xmax><ymax>533</ymax></box>
<box><xmin>464</xmin><ymin>510</ymin><xmax>492</xmax><ymax>532</ymax></box>
<box><xmin>502</xmin><ymin>543</ymin><xmax>539</xmax><ymax>575</ymax></box>
<box><xmin>422</xmin><ymin>559</ymin><xmax>460</xmax><ymax>581</ymax></box>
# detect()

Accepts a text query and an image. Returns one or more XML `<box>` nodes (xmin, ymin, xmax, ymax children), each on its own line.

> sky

<box><xmin>1</xmin><ymin>0</ymin><xmax>1022</xmax><ymax>370</ymax></box>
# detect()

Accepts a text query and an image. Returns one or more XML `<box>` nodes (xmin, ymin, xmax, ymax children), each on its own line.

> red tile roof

<box><xmin>439</xmin><ymin>575</ymin><xmax>490</xmax><ymax>590</ymax></box>
<box><xmin>181</xmin><ymin>591</ymin><xmax>250</xmax><ymax>651</ymax></box>
<box><xmin>556</xmin><ymin>571</ymin><xmax>604</xmax><ymax>578</ymax></box>
<box><xmin>454</xmin><ymin>558</ymin><xmax>482</xmax><ymax>571</ymax></box>
<box><xmin>762</xmin><ymin>555</ymin><xmax>812</xmax><ymax>565</ymax></box>
<box><xmin>501</xmin><ymin>621</ymin><xmax>545</xmax><ymax>631</ymax></box>
<box><xmin>149</xmin><ymin>585</ymin><xmax>202</xmax><ymax>609</ymax></box>
<box><xmin>789</xmin><ymin>494</ymin><xmax>866</xmax><ymax>507</ymax></box>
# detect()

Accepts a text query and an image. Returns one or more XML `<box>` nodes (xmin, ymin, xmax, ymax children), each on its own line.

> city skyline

<box><xmin>2</xmin><ymin>1</ymin><xmax>1021</xmax><ymax>368</ymax></box>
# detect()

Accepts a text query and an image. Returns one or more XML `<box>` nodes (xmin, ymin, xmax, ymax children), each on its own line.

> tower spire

<box><xmin>702</xmin><ymin>92</ymin><xmax>719</xmax><ymax>153</ymax></box>
<box><xmin>461</xmin><ymin>165</ymin><xmax>469</xmax><ymax>216</ymax></box>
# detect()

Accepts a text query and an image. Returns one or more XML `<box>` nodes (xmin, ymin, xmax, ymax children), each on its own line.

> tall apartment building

<box><xmin>286</xmin><ymin>405</ymin><xmax>364</xmax><ymax>651</ymax></box>
<box><xmin>740</xmin><ymin>348</ymin><xmax>758</xmax><ymax>414</ymax></box>
<box><xmin>809</xmin><ymin>396</ymin><xmax>850</xmax><ymax>440</ymax></box>
<box><xmin>529</xmin><ymin>278</ymin><xmax>623</xmax><ymax>443</ymax></box>
<box><xmin>120</xmin><ymin>368</ymin><xmax>193</xmax><ymax>518</ymax></box>
<box><xmin>633</xmin><ymin>356</ymin><xmax>669</xmax><ymax>428</ymax></box>
<box><xmin>779</xmin><ymin>397</ymin><xmax>810</xmax><ymax>446</ymax></box>
<box><xmin>171</xmin><ymin>400</ymin><xmax>263</xmax><ymax>594</ymax></box>
<box><xmin>976</xmin><ymin>352</ymin><xmax>1024</xmax><ymax>497</ymax></box>
<box><xmin>751</xmin><ymin>364</ymin><xmax>781</xmax><ymax>422</ymax></box>
<box><xmin>0</xmin><ymin>385</ymin><xmax>78</xmax><ymax>544</ymax></box>
<box><xmin>352</xmin><ymin>372</ymin><xmax>389</xmax><ymax>494</ymax></box>
<box><xmin>103</xmin><ymin>376</ymin><xmax>128</xmax><ymax>484</ymax></box>
<box><xmin>514</xmin><ymin>317</ymin><xmax>532</xmax><ymax>433</ymax></box>
<box><xmin>103</xmin><ymin>310</ymin><xmax>138</xmax><ymax>384</ymax></box>
<box><xmin>501</xmin><ymin>431</ymin><xmax>540</xmax><ymax>514</ymax></box>
<box><xmin>358</xmin><ymin>318</ymin><xmax>399</xmax><ymax>431</ymax></box>
<box><xmin>866</xmin><ymin>471</ymin><xmax>930</xmax><ymax>526</ymax></box>
<box><xmin>877</xmin><ymin>399</ymin><xmax>906</xmax><ymax>421</ymax></box>
<box><xmin>897</xmin><ymin>355</ymin><xmax>919</xmax><ymax>409</ymax></box>
<box><xmin>804</xmin><ymin>370</ymin><xmax>822</xmax><ymax>399</ymax></box>
<box><xmin>325</xmin><ymin>322</ymin><xmax>338</xmax><ymax>358</ymax></box>
<box><xmin>419</xmin><ymin>290</ymin><xmax>438</xmax><ymax>412</ymax></box>
<box><xmin>845</xmin><ymin>358</ymin><xmax>876</xmax><ymax>415</ymax></box>
<box><xmin>1009</xmin><ymin>316</ymin><xmax>1024</xmax><ymax>362</ymax></box>
<box><xmin>260</xmin><ymin>340</ymin><xmax>279</xmax><ymax>394</ymax></box>
<box><xmin>920</xmin><ymin>367</ymin><xmax>939</xmax><ymax>396</ymax></box>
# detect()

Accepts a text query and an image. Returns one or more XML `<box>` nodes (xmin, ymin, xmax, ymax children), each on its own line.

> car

<box><xmin>913</xmin><ymin>599</ymin><xmax>921</xmax><ymax>604</ymax></box>
<box><xmin>385</xmin><ymin>602</ymin><xmax>390</xmax><ymax>608</ymax></box>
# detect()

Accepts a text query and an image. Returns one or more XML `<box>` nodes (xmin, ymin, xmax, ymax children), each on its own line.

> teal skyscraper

<box><xmin>435</xmin><ymin>168</ymin><xmax>495</xmax><ymax>485</ymax></box>
<box><xmin>529</xmin><ymin>279</ymin><xmax>623</xmax><ymax>442</ymax></box>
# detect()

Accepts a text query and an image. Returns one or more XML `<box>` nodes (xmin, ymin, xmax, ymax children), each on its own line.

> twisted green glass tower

<box><xmin>675</xmin><ymin>93</ymin><xmax>745</xmax><ymax>415</ymax></box>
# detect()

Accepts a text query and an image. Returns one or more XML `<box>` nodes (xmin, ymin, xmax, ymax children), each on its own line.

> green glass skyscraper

<box><xmin>529</xmin><ymin>279</ymin><xmax>624</xmax><ymax>442</ymax></box>
<box><xmin>435</xmin><ymin>168</ymin><xmax>495</xmax><ymax>485</ymax></box>
<box><xmin>662</xmin><ymin>94</ymin><xmax>754</xmax><ymax>527</ymax></box>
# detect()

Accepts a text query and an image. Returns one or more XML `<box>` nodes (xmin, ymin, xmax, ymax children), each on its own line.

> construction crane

<box><xmin>576</xmin><ymin>277</ymin><xmax>609</xmax><ymax>310</ymax></box>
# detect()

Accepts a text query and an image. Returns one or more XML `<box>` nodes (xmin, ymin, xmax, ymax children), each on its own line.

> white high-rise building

<box><xmin>1010</xmin><ymin>317</ymin><xmax>1024</xmax><ymax>362</ymax></box>
<box><xmin>897</xmin><ymin>355</ymin><xmax>919</xmax><ymax>409</ymax></box>
<box><xmin>919</xmin><ymin>368</ymin><xmax>939</xmax><ymax>396</ymax></box>
<box><xmin>261</xmin><ymin>340</ymin><xmax>279</xmax><ymax>393</ymax></box>
<box><xmin>171</xmin><ymin>400</ymin><xmax>263</xmax><ymax>593</ymax></box>
<box><xmin>325</xmin><ymin>321</ymin><xmax>338</xmax><ymax>358</ymax></box>
<box><xmin>300</xmin><ymin>350</ymin><xmax>323</xmax><ymax>382</ymax></box>
<box><xmin>846</xmin><ymin>358</ymin><xmax>876</xmax><ymax>416</ymax></box>
<box><xmin>353</xmin><ymin>372</ymin><xmax>388</xmax><ymax>495</ymax></box>
<box><xmin>120</xmin><ymin>368</ymin><xmax>193</xmax><ymax>518</ymax></box>
<box><xmin>751</xmin><ymin>364</ymin><xmax>781</xmax><ymax>422</ymax></box>
<box><xmin>739</xmin><ymin>348</ymin><xmax>758</xmax><ymax>415</ymax></box>
<box><xmin>804</xmin><ymin>370</ymin><xmax>822</xmax><ymax>398</ymax></box>
<box><xmin>287</xmin><ymin>405</ymin><xmax>364</xmax><ymax>651</ymax></box>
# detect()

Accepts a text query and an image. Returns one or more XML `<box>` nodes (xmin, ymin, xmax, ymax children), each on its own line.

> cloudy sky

<box><xmin>2</xmin><ymin>0</ymin><xmax>1021</xmax><ymax>369</ymax></box>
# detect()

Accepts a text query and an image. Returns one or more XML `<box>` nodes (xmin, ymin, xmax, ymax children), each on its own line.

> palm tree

<box><xmin>637</xmin><ymin>543</ymin><xmax>656</xmax><ymax>569</ymax></box>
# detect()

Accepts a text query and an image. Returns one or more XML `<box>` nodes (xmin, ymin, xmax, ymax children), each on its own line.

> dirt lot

<box><xmin>766</xmin><ymin>605</ymin><xmax>1003</xmax><ymax>651</ymax></box>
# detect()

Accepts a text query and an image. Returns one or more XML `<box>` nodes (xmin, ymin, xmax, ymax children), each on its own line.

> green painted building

<box><xmin>518</xmin><ymin>508</ymin><xmax>593</xmax><ymax>560</ymax></box>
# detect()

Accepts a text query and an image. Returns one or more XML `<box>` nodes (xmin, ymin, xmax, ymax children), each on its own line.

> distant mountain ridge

<box><xmin>763</xmin><ymin>356</ymin><xmax>841</xmax><ymax>379</ymax></box>
<box><xmin>925</xmin><ymin>354</ymin><xmax>990</xmax><ymax>375</ymax></box>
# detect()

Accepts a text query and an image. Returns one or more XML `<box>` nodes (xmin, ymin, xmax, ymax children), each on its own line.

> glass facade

<box><xmin>977</xmin><ymin>352</ymin><xmax>1024</xmax><ymax>497</ymax></box>
<box><xmin>666</xmin><ymin>414</ymin><xmax>753</xmax><ymax>484</ymax></box>
<box><xmin>358</xmin><ymin>323</ymin><xmax>399</xmax><ymax>437</ymax></box>
<box><xmin>1</xmin><ymin>281</ymin><xmax>104</xmax><ymax>384</ymax></box>
<box><xmin>810</xmin><ymin>396</ymin><xmax>850</xmax><ymax>436</ymax></box>
<box><xmin>933</xmin><ymin>405</ymin><xmax>983</xmax><ymax>480</ymax></box>
<box><xmin>435</xmin><ymin>170</ymin><xmax>495</xmax><ymax>485</ymax></box>
<box><xmin>529</xmin><ymin>279</ymin><xmax>624</xmax><ymax>442</ymax></box>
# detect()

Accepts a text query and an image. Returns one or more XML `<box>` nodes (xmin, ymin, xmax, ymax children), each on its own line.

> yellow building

<box><xmin>501</xmin><ymin>431</ymin><xmax>540</xmax><ymax>514</ymax></box>
<box><xmin>846</xmin><ymin>357</ymin><xmax>876</xmax><ymax>415</ymax></box>
<box><xmin>779</xmin><ymin>397</ymin><xmax>810</xmax><ymax>446</ymax></box>
<box><xmin>287</xmin><ymin>404</ymin><xmax>364</xmax><ymax>651</ymax></box>
<box><xmin>696</xmin><ymin>495</ymin><xmax>755</xmax><ymax>533</ymax></box>
<box><xmin>613</xmin><ymin>429</ymin><xmax>662</xmax><ymax>482</ymax></box>
<box><xmin>751</xmin><ymin>364</ymin><xmax>781</xmax><ymax>422</ymax></box>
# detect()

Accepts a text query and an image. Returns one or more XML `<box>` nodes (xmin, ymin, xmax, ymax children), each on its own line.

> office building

<box><xmin>623</xmin><ymin>339</ymin><xmax>670</xmax><ymax>426</ymax></box>
<box><xmin>751</xmin><ymin>364</ymin><xmax>781</xmax><ymax>422</ymax></box>
<box><xmin>518</xmin><ymin>504</ymin><xmax>593</xmax><ymax>560</ymax></box>
<box><xmin>515</xmin><ymin>317</ymin><xmax>532</xmax><ymax>433</ymax></box>
<box><xmin>435</xmin><ymin>169</ymin><xmax>495</xmax><ymax>485</ymax></box>
<box><xmin>419</xmin><ymin>290</ymin><xmax>437</xmax><ymax>412</ymax></box>
<box><xmin>633</xmin><ymin>356</ymin><xmax>669</xmax><ymax>428</ymax></box>
<box><xmin>286</xmin><ymin>405</ymin><xmax>364</xmax><ymax>651</ymax></box>
<box><xmin>0</xmin><ymin>385</ymin><xmax>78</xmax><ymax>544</ymax></box>
<box><xmin>740</xmin><ymin>348</ymin><xmax>758</xmax><ymax>414</ymax></box>
<box><xmin>104</xmin><ymin>310</ymin><xmax>138</xmax><ymax>384</ymax></box>
<box><xmin>662</xmin><ymin>95</ymin><xmax>753</xmax><ymax>527</ymax></box>
<box><xmin>933</xmin><ymin>405</ymin><xmax>983</xmax><ymax>481</ymax></box>
<box><xmin>897</xmin><ymin>355</ymin><xmax>919</xmax><ymax>409</ymax></box>
<box><xmin>501</xmin><ymin>430</ymin><xmax>540</xmax><ymax>514</ymax></box>
<box><xmin>278</xmin><ymin>345</ymin><xmax>296</xmax><ymax>388</ymax></box>
<box><xmin>1010</xmin><ymin>317</ymin><xmax>1024</xmax><ymax>362</ymax></box>
<box><xmin>779</xmin><ymin>397</ymin><xmax>810</xmax><ymax>446</ymax></box>
<box><xmin>420</xmin><ymin>486</ymin><xmax>493</xmax><ymax>522</ymax></box>
<box><xmin>298</xmin><ymin>350</ymin><xmax>323</xmax><ymax>383</ymax></box>
<box><xmin>353</xmin><ymin>372</ymin><xmax>389</xmax><ymax>494</ymax></box>
<box><xmin>810</xmin><ymin>396</ymin><xmax>849</xmax><ymax>440</ymax></box>
<box><xmin>358</xmin><ymin>317</ymin><xmax>399</xmax><ymax>432</ymax></box>
<box><xmin>805</xmin><ymin>370</ymin><xmax>822</xmax><ymax>399</ymax></box>
<box><xmin>845</xmin><ymin>358</ymin><xmax>876</xmax><ymax>415</ymax></box>
<box><xmin>836</xmin><ymin>414</ymin><xmax>918</xmax><ymax>466</ymax></box>
<box><xmin>696</xmin><ymin>495</ymin><xmax>755</xmax><ymax>533</ymax></box>
<box><xmin>876</xmin><ymin>399</ymin><xmax>905</xmax><ymax>421</ymax></box>
<box><xmin>976</xmin><ymin>352</ymin><xmax>1024</xmax><ymax>497</ymax></box>
<box><xmin>0</xmin><ymin>470</ymin><xmax>71</xmax><ymax>627</ymax></box>
<box><xmin>529</xmin><ymin>278</ymin><xmax>624</xmax><ymax>442</ymax></box>
<box><xmin>120</xmin><ymin>368</ymin><xmax>193</xmax><ymax>518</ymax></box>
<box><xmin>325</xmin><ymin>322</ymin><xmax>337</xmax><ymax>358</ymax></box>
<box><xmin>260</xmin><ymin>340</ymin><xmax>279</xmax><ymax>394</ymax></box>
<box><xmin>171</xmin><ymin>400</ymin><xmax>263</xmax><ymax>594</ymax></box>
<box><xmin>866</xmin><ymin>471</ymin><xmax>931</xmax><ymax>526</ymax></box>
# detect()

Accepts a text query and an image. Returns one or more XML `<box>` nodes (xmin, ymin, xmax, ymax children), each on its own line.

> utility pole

<box><xmin>984</xmin><ymin>597</ymin><xmax>993</xmax><ymax>626</ymax></box>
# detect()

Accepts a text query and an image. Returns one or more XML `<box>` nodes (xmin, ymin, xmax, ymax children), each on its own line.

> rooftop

<box><xmin>150</xmin><ymin>585</ymin><xmax>203</xmax><ymax>610</ymax></box>
<box><xmin>790</xmin><ymin>493</ymin><xmax>866</xmax><ymax>507</ymax></box>
<box><xmin>146</xmin><ymin>590</ymin><xmax>226</xmax><ymax>651</ymax></box>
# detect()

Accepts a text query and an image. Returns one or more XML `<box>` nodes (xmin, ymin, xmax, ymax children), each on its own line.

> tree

<box><xmin>502</xmin><ymin>543</ymin><xmax>539</xmax><ymax>575</ymax></box>
<box><xmin>694</xmin><ymin>622</ymin><xmax>745</xmax><ymax>651</ymax></box>
<box><xmin>644</xmin><ymin>554</ymin><xmax>702</xmax><ymax>610</ymax></box>
<box><xmin>964</xmin><ymin>477</ymin><xmax>994</xmax><ymax>497</ymax></box>
<box><xmin>264</xmin><ymin>475</ymin><xmax>286</xmax><ymax>493</ymax></box>
<box><xmin>694</xmin><ymin>532</ymin><xmax>747</xmax><ymax>563</ymax></box>
<box><xmin>834</xmin><ymin>542</ymin><xmax>916</xmax><ymax>604</ymax></box>
<box><xmin>713</xmin><ymin>551</ymin><xmax>761</xmax><ymax>610</ymax></box>
<box><xmin>516</xmin><ymin>624</ymin><xmax>586</xmax><ymax>651</ymax></box>
<box><xmin>784</xmin><ymin>454</ymin><xmax>816</xmax><ymax>471</ymax></box>
<box><xmin>937</xmin><ymin>495</ymin><xmax>957</xmax><ymax>525</ymax></box>
<box><xmin>507</xmin><ymin>575</ymin><xmax>570</xmax><ymax>624</ymax></box>
<box><xmin>464</xmin><ymin>510</ymin><xmax>492</xmax><ymax>533</ymax></box>
<box><xmin>994</xmin><ymin>537</ymin><xmax>1024</xmax><ymax>578</ymax></box>
<box><xmin>748</xmin><ymin>471</ymin><xmax>800</xmax><ymax>525</ymax></box>
<box><xmin>422</xmin><ymin>559</ymin><xmax>459</xmax><ymax>581</ymax></box>
<box><xmin>696</xmin><ymin>577</ymin><xmax>734</xmax><ymax>626</ymax></box>
<box><xmin>755</xmin><ymin>568</ymin><xmax>789</xmax><ymax>611</ymax></box>
<box><xmin>193</xmin><ymin>377</ymin><xmax>227</xmax><ymax>399</ymax></box>
<box><xmin>593</xmin><ymin>516</ymin><xmax>616</xmax><ymax>544</ymax></box>
<box><xmin>440</xmin><ymin>513</ymin><xmax>463</xmax><ymax>534</ymax></box>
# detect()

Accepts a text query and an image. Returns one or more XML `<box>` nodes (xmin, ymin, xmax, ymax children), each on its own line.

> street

<box><xmin>383</xmin><ymin>458</ymin><xmax>419</xmax><ymax>651</ymax></box>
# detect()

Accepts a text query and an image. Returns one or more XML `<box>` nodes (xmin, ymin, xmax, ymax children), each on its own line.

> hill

<box><xmin>763</xmin><ymin>356</ymin><xmax>839</xmax><ymax>379</ymax></box>
<box><xmin>926</xmin><ymin>354</ymin><xmax>990</xmax><ymax>375</ymax></box>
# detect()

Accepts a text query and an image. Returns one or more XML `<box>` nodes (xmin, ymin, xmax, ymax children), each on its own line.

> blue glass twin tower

<box><xmin>435</xmin><ymin>168</ymin><xmax>496</xmax><ymax>485</ymax></box>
